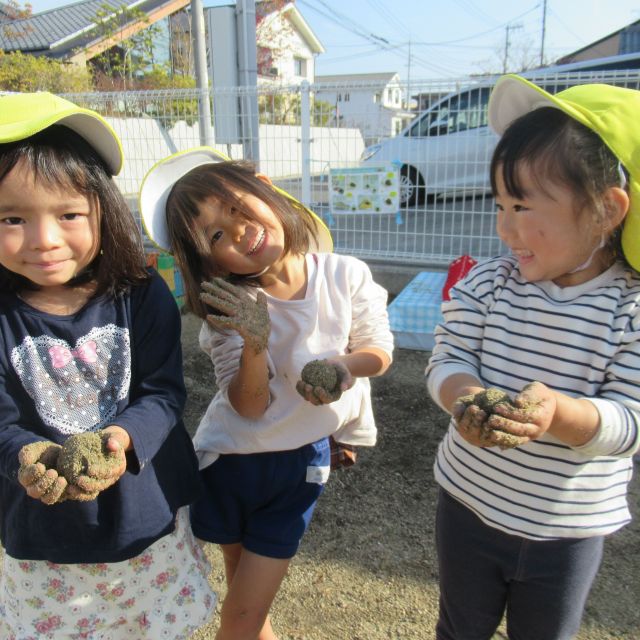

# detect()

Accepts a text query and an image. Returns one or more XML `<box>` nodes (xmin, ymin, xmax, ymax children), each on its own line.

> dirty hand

<box><xmin>296</xmin><ymin>358</ymin><xmax>354</xmax><ymax>405</ymax></box>
<box><xmin>65</xmin><ymin>428</ymin><xmax>129</xmax><ymax>498</ymax></box>
<box><xmin>201</xmin><ymin>278</ymin><xmax>271</xmax><ymax>354</ymax></box>
<box><xmin>18</xmin><ymin>441</ymin><xmax>68</xmax><ymax>505</ymax></box>
<box><xmin>488</xmin><ymin>381</ymin><xmax>555</xmax><ymax>442</ymax></box>
<box><xmin>452</xmin><ymin>395</ymin><xmax>491</xmax><ymax>447</ymax></box>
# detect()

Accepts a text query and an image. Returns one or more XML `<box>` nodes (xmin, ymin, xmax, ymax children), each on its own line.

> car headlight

<box><xmin>360</xmin><ymin>145</ymin><xmax>381</xmax><ymax>162</ymax></box>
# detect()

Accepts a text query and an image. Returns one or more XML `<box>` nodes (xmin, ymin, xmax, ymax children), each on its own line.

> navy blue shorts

<box><xmin>190</xmin><ymin>438</ymin><xmax>330</xmax><ymax>559</ymax></box>
<box><xmin>435</xmin><ymin>489</ymin><xmax>604</xmax><ymax>640</ymax></box>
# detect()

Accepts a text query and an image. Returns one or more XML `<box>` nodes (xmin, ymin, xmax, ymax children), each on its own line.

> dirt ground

<box><xmin>182</xmin><ymin>311</ymin><xmax>640</xmax><ymax>640</ymax></box>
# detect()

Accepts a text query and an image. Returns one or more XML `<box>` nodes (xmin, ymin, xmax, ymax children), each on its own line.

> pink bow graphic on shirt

<box><xmin>49</xmin><ymin>341</ymin><xmax>98</xmax><ymax>368</ymax></box>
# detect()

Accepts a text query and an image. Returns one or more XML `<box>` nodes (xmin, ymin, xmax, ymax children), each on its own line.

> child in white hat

<box><xmin>427</xmin><ymin>75</ymin><xmax>640</xmax><ymax>639</ymax></box>
<box><xmin>139</xmin><ymin>147</ymin><xmax>394</xmax><ymax>639</ymax></box>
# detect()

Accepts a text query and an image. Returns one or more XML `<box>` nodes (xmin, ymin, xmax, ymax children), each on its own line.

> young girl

<box><xmin>426</xmin><ymin>74</ymin><xmax>640</xmax><ymax>640</ymax></box>
<box><xmin>139</xmin><ymin>147</ymin><xmax>394</xmax><ymax>640</ymax></box>
<box><xmin>0</xmin><ymin>92</ymin><xmax>215</xmax><ymax>639</ymax></box>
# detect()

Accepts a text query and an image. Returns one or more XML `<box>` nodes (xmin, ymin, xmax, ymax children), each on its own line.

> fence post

<box><xmin>300</xmin><ymin>80</ymin><xmax>311</xmax><ymax>207</ymax></box>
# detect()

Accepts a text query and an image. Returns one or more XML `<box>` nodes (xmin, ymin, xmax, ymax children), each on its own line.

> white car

<box><xmin>361</xmin><ymin>84</ymin><xmax>498</xmax><ymax>206</ymax></box>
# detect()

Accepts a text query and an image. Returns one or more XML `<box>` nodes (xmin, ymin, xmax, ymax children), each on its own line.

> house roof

<box><xmin>257</xmin><ymin>1</ymin><xmax>324</xmax><ymax>54</ymax></box>
<box><xmin>557</xmin><ymin>18</ymin><xmax>640</xmax><ymax>62</ymax></box>
<box><xmin>0</xmin><ymin>0</ymin><xmax>188</xmax><ymax>60</ymax></box>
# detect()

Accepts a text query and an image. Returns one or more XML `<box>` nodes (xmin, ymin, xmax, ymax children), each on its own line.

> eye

<box><xmin>513</xmin><ymin>204</ymin><xmax>529</xmax><ymax>213</ymax></box>
<box><xmin>61</xmin><ymin>213</ymin><xmax>84</xmax><ymax>221</ymax></box>
<box><xmin>210</xmin><ymin>230</ymin><xmax>223</xmax><ymax>246</ymax></box>
<box><xmin>0</xmin><ymin>216</ymin><xmax>24</xmax><ymax>225</ymax></box>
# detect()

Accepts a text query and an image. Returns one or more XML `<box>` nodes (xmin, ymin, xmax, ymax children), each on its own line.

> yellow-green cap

<box><xmin>138</xmin><ymin>146</ymin><xmax>333</xmax><ymax>253</ymax></box>
<box><xmin>0</xmin><ymin>91</ymin><xmax>123</xmax><ymax>175</ymax></box>
<box><xmin>488</xmin><ymin>74</ymin><xmax>640</xmax><ymax>271</ymax></box>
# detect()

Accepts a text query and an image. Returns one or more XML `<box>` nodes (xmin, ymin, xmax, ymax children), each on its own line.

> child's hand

<box><xmin>452</xmin><ymin>387</ymin><xmax>531</xmax><ymax>449</ymax></box>
<box><xmin>488</xmin><ymin>381</ymin><xmax>556</xmax><ymax>442</ymax></box>
<box><xmin>18</xmin><ymin>441</ymin><xmax>68</xmax><ymax>505</ymax></box>
<box><xmin>296</xmin><ymin>358</ymin><xmax>354</xmax><ymax>405</ymax></box>
<box><xmin>58</xmin><ymin>429</ymin><xmax>129</xmax><ymax>500</ymax></box>
<box><xmin>452</xmin><ymin>397</ymin><xmax>491</xmax><ymax>447</ymax></box>
<box><xmin>201</xmin><ymin>278</ymin><xmax>271</xmax><ymax>354</ymax></box>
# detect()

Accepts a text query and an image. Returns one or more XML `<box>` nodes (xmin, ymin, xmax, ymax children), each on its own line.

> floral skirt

<box><xmin>0</xmin><ymin>508</ymin><xmax>216</xmax><ymax>640</ymax></box>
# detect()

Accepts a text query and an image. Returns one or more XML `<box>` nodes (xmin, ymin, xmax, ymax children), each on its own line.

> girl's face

<box><xmin>194</xmin><ymin>183</ymin><xmax>286</xmax><ymax>276</ymax></box>
<box><xmin>0</xmin><ymin>159</ymin><xmax>99</xmax><ymax>290</ymax></box>
<box><xmin>495</xmin><ymin>163</ymin><xmax>608</xmax><ymax>287</ymax></box>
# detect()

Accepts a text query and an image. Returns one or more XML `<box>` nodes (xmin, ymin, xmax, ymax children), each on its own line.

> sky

<box><xmin>25</xmin><ymin>0</ymin><xmax>640</xmax><ymax>80</ymax></box>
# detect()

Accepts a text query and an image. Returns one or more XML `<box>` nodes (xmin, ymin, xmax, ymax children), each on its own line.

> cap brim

<box><xmin>139</xmin><ymin>146</ymin><xmax>333</xmax><ymax>254</ymax></box>
<box><xmin>0</xmin><ymin>93</ymin><xmax>123</xmax><ymax>175</ymax></box>
<box><xmin>139</xmin><ymin>147</ymin><xmax>228</xmax><ymax>252</ymax></box>
<box><xmin>488</xmin><ymin>74</ymin><xmax>590</xmax><ymax>135</ymax></box>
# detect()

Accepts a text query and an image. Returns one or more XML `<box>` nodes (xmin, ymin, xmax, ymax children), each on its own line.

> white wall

<box><xmin>109</xmin><ymin>117</ymin><xmax>365</xmax><ymax>197</ymax></box>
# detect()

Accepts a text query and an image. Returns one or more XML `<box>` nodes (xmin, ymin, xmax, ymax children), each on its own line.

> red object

<box><xmin>442</xmin><ymin>255</ymin><xmax>477</xmax><ymax>301</ymax></box>
<box><xmin>146</xmin><ymin>252</ymin><xmax>159</xmax><ymax>269</ymax></box>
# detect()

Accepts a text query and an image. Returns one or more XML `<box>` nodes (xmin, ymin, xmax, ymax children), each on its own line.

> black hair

<box><xmin>490</xmin><ymin>107</ymin><xmax>629</xmax><ymax>265</ymax></box>
<box><xmin>166</xmin><ymin>160</ymin><xmax>320</xmax><ymax>318</ymax></box>
<box><xmin>0</xmin><ymin>125</ymin><xmax>149</xmax><ymax>296</ymax></box>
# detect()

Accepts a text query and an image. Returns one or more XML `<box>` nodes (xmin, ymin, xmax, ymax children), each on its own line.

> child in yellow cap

<box><xmin>427</xmin><ymin>75</ymin><xmax>640</xmax><ymax>639</ymax></box>
<box><xmin>0</xmin><ymin>93</ymin><xmax>215</xmax><ymax>639</ymax></box>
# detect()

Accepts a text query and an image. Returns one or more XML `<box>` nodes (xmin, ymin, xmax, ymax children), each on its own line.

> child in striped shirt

<box><xmin>426</xmin><ymin>75</ymin><xmax>640</xmax><ymax>640</ymax></box>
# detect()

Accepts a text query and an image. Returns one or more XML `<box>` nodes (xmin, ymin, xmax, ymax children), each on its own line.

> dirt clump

<box><xmin>301</xmin><ymin>359</ymin><xmax>339</xmax><ymax>393</ymax></box>
<box><xmin>56</xmin><ymin>431</ymin><xmax>120</xmax><ymax>499</ymax></box>
<box><xmin>458</xmin><ymin>387</ymin><xmax>529</xmax><ymax>449</ymax></box>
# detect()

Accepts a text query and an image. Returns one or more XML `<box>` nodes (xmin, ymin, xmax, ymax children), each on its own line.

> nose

<box><xmin>496</xmin><ymin>209</ymin><xmax>513</xmax><ymax>242</ymax></box>
<box><xmin>29</xmin><ymin>217</ymin><xmax>62</xmax><ymax>250</ymax></box>
<box><xmin>224</xmin><ymin>213</ymin><xmax>247</xmax><ymax>243</ymax></box>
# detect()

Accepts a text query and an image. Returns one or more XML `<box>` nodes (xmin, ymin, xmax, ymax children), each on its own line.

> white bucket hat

<box><xmin>0</xmin><ymin>91</ymin><xmax>123</xmax><ymax>175</ymax></box>
<box><xmin>139</xmin><ymin>146</ymin><xmax>333</xmax><ymax>253</ymax></box>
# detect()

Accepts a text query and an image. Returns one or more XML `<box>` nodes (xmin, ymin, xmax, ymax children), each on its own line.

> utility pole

<box><xmin>406</xmin><ymin>39</ymin><xmax>411</xmax><ymax>111</ymax></box>
<box><xmin>540</xmin><ymin>0</ymin><xmax>547</xmax><ymax>66</ymax></box>
<box><xmin>503</xmin><ymin>23</ymin><xmax>523</xmax><ymax>73</ymax></box>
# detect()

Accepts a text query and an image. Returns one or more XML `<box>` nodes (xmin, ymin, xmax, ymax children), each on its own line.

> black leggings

<box><xmin>435</xmin><ymin>489</ymin><xmax>604</xmax><ymax>640</ymax></box>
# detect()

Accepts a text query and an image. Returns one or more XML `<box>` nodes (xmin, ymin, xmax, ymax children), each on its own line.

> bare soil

<box><xmin>182</xmin><ymin>311</ymin><xmax>640</xmax><ymax>640</ymax></box>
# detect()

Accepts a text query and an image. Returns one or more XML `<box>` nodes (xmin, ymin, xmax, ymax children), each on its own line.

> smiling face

<box><xmin>494</xmin><ymin>163</ymin><xmax>609</xmax><ymax>287</ymax></box>
<box><xmin>194</xmin><ymin>185</ymin><xmax>286</xmax><ymax>277</ymax></box>
<box><xmin>0</xmin><ymin>159</ymin><xmax>99</xmax><ymax>292</ymax></box>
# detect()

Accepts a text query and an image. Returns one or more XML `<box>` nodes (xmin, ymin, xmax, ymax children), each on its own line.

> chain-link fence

<box><xmin>64</xmin><ymin>68</ymin><xmax>640</xmax><ymax>266</ymax></box>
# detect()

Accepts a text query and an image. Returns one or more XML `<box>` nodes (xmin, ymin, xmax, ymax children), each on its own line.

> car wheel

<box><xmin>399</xmin><ymin>165</ymin><xmax>425</xmax><ymax>207</ymax></box>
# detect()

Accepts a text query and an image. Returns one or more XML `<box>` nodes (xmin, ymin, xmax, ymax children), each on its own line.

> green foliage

<box><xmin>258</xmin><ymin>94</ymin><xmax>336</xmax><ymax>125</ymax></box>
<box><xmin>0</xmin><ymin>50</ymin><xmax>91</xmax><ymax>92</ymax></box>
<box><xmin>89</xmin><ymin>2</ymin><xmax>162</xmax><ymax>90</ymax></box>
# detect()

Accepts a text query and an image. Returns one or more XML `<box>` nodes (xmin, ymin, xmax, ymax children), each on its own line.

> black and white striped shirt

<box><xmin>426</xmin><ymin>255</ymin><xmax>640</xmax><ymax>539</ymax></box>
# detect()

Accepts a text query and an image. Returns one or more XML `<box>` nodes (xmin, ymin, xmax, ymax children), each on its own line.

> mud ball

<box><xmin>301</xmin><ymin>359</ymin><xmax>339</xmax><ymax>393</ymax></box>
<box><xmin>458</xmin><ymin>388</ymin><xmax>529</xmax><ymax>450</ymax></box>
<box><xmin>57</xmin><ymin>431</ymin><xmax>120</xmax><ymax>484</ymax></box>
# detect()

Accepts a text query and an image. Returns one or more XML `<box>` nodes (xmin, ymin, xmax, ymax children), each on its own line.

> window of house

<box><xmin>373</xmin><ymin>92</ymin><xmax>381</xmax><ymax>104</ymax></box>
<box><xmin>344</xmin><ymin>93</ymin><xmax>350</xmax><ymax>102</ymax></box>
<box><xmin>294</xmin><ymin>57</ymin><xmax>307</xmax><ymax>77</ymax></box>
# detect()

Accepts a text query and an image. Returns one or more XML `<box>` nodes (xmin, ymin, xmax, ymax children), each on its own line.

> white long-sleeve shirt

<box><xmin>193</xmin><ymin>252</ymin><xmax>394</xmax><ymax>468</ymax></box>
<box><xmin>426</xmin><ymin>255</ymin><xmax>640</xmax><ymax>540</ymax></box>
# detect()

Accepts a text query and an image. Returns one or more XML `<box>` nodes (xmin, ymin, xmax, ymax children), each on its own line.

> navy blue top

<box><xmin>0</xmin><ymin>269</ymin><xmax>202</xmax><ymax>563</ymax></box>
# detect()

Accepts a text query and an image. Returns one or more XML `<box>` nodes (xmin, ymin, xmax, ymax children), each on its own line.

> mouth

<box><xmin>511</xmin><ymin>249</ymin><xmax>533</xmax><ymax>260</ymax></box>
<box><xmin>30</xmin><ymin>260</ymin><xmax>67</xmax><ymax>271</ymax></box>
<box><xmin>247</xmin><ymin>228</ymin><xmax>266</xmax><ymax>255</ymax></box>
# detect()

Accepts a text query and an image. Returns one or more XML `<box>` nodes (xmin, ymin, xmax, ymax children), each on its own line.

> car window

<box><xmin>405</xmin><ymin>87</ymin><xmax>490</xmax><ymax>138</ymax></box>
